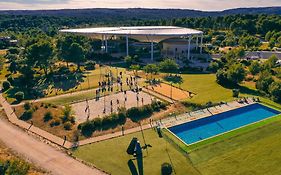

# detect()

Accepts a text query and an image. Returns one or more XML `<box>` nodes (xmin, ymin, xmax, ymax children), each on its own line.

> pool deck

<box><xmin>159</xmin><ymin>99</ymin><xmax>256</xmax><ymax>129</ymax></box>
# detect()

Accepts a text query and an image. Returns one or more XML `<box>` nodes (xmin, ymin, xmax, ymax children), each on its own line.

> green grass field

<box><xmin>73</xmin><ymin>111</ymin><xmax>281</xmax><ymax>175</ymax></box>
<box><xmin>190</xmin><ymin>116</ymin><xmax>281</xmax><ymax>174</ymax></box>
<box><xmin>177</xmin><ymin>74</ymin><xmax>233</xmax><ymax>104</ymax></box>
<box><xmin>73</xmin><ymin>129</ymin><xmax>200</xmax><ymax>175</ymax></box>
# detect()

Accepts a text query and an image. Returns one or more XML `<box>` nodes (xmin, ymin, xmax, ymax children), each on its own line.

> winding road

<box><xmin>0</xmin><ymin>117</ymin><xmax>106</xmax><ymax>175</ymax></box>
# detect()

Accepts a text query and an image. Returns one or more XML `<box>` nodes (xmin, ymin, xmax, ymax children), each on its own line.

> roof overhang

<box><xmin>59</xmin><ymin>26</ymin><xmax>203</xmax><ymax>43</ymax></box>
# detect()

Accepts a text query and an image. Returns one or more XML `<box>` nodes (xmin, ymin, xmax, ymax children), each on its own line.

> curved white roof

<box><xmin>59</xmin><ymin>26</ymin><xmax>203</xmax><ymax>43</ymax></box>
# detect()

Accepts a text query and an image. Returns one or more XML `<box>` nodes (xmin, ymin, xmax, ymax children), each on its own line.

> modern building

<box><xmin>60</xmin><ymin>26</ymin><xmax>204</xmax><ymax>61</ymax></box>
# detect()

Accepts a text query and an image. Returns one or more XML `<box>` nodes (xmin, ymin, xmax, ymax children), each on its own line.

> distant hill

<box><xmin>0</xmin><ymin>7</ymin><xmax>280</xmax><ymax>20</ymax></box>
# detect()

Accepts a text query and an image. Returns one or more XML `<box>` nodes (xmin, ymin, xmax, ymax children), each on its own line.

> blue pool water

<box><xmin>169</xmin><ymin>103</ymin><xmax>280</xmax><ymax>144</ymax></box>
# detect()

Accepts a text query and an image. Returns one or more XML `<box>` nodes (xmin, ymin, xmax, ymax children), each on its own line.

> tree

<box><xmin>124</xmin><ymin>56</ymin><xmax>133</xmax><ymax>66</ymax></box>
<box><xmin>269</xmin><ymin>81</ymin><xmax>281</xmax><ymax>102</ymax></box>
<box><xmin>25</xmin><ymin>41</ymin><xmax>54</xmax><ymax>76</ymax></box>
<box><xmin>143</xmin><ymin>64</ymin><xmax>159</xmax><ymax>78</ymax></box>
<box><xmin>7</xmin><ymin>47</ymin><xmax>20</xmax><ymax>55</ymax></box>
<box><xmin>256</xmin><ymin>71</ymin><xmax>274</xmax><ymax>93</ymax></box>
<box><xmin>249</xmin><ymin>61</ymin><xmax>261</xmax><ymax>75</ymax></box>
<box><xmin>129</xmin><ymin>64</ymin><xmax>140</xmax><ymax>76</ymax></box>
<box><xmin>263</xmin><ymin>54</ymin><xmax>278</xmax><ymax>70</ymax></box>
<box><xmin>159</xmin><ymin>59</ymin><xmax>179</xmax><ymax>73</ymax></box>
<box><xmin>68</xmin><ymin>43</ymin><xmax>85</xmax><ymax>71</ymax></box>
<box><xmin>238</xmin><ymin>35</ymin><xmax>260</xmax><ymax>48</ymax></box>
<box><xmin>208</xmin><ymin>61</ymin><xmax>220</xmax><ymax>73</ymax></box>
<box><xmin>2</xmin><ymin>81</ymin><xmax>11</xmax><ymax>91</ymax></box>
<box><xmin>57</xmin><ymin>35</ymin><xmax>90</xmax><ymax>67</ymax></box>
<box><xmin>226</xmin><ymin>63</ymin><xmax>246</xmax><ymax>84</ymax></box>
<box><xmin>14</xmin><ymin>91</ymin><xmax>24</xmax><ymax>102</ymax></box>
<box><xmin>8</xmin><ymin>60</ymin><xmax>18</xmax><ymax>74</ymax></box>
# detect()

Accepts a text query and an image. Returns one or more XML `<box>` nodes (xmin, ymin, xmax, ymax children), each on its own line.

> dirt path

<box><xmin>0</xmin><ymin>118</ymin><xmax>106</xmax><ymax>175</ymax></box>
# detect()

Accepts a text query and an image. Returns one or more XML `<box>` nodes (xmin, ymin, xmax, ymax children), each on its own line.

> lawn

<box><xmin>72</xmin><ymin>129</ymin><xmax>200</xmax><ymax>175</ymax></box>
<box><xmin>177</xmin><ymin>74</ymin><xmax>233</xmax><ymax>104</ymax></box>
<box><xmin>189</xmin><ymin>115</ymin><xmax>281</xmax><ymax>175</ymax></box>
<box><xmin>73</xmin><ymin>113</ymin><xmax>281</xmax><ymax>175</ymax></box>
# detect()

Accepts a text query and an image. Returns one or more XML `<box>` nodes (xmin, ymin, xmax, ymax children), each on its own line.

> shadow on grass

<box><xmin>128</xmin><ymin>159</ymin><xmax>138</xmax><ymax>175</ymax></box>
<box><xmin>218</xmin><ymin>81</ymin><xmax>260</xmax><ymax>97</ymax></box>
<box><xmin>163</xmin><ymin>75</ymin><xmax>183</xmax><ymax>84</ymax></box>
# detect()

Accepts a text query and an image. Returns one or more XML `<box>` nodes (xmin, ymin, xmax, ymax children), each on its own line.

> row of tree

<box><xmin>212</xmin><ymin>49</ymin><xmax>281</xmax><ymax>102</ymax></box>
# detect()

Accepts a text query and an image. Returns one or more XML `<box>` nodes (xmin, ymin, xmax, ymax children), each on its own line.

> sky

<box><xmin>0</xmin><ymin>0</ymin><xmax>280</xmax><ymax>11</ymax></box>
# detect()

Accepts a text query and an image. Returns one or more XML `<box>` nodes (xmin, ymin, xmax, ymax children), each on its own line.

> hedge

<box><xmin>79</xmin><ymin>101</ymin><xmax>167</xmax><ymax>137</ymax></box>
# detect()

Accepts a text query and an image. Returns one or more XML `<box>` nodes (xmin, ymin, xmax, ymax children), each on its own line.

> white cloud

<box><xmin>0</xmin><ymin>0</ymin><xmax>280</xmax><ymax>10</ymax></box>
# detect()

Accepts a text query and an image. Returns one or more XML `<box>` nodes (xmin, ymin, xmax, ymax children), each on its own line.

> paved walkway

<box><xmin>160</xmin><ymin>99</ymin><xmax>255</xmax><ymax>128</ymax></box>
<box><xmin>79</xmin><ymin>123</ymin><xmax>153</xmax><ymax>146</ymax></box>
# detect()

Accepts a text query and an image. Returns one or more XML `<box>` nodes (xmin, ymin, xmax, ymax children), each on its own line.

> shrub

<box><xmin>161</xmin><ymin>163</ymin><xmax>173</xmax><ymax>175</ymax></box>
<box><xmin>102</xmin><ymin>115</ymin><xmax>113</xmax><ymax>126</ymax></box>
<box><xmin>232</xmin><ymin>89</ymin><xmax>240</xmax><ymax>97</ymax></box>
<box><xmin>64</xmin><ymin>121</ymin><xmax>73</xmax><ymax>130</ymax></box>
<box><xmin>23</xmin><ymin>102</ymin><xmax>31</xmax><ymax>110</ymax></box>
<box><xmin>2</xmin><ymin>81</ymin><xmax>11</xmax><ymax>91</ymax></box>
<box><xmin>14</xmin><ymin>91</ymin><xmax>24</xmax><ymax>102</ymax></box>
<box><xmin>43</xmin><ymin>111</ymin><xmax>53</xmax><ymax>122</ymax></box>
<box><xmin>5</xmin><ymin>159</ymin><xmax>30</xmax><ymax>175</ymax></box>
<box><xmin>80</xmin><ymin>121</ymin><xmax>94</xmax><ymax>137</ymax></box>
<box><xmin>50</xmin><ymin>118</ymin><xmax>61</xmax><ymax>127</ymax></box>
<box><xmin>92</xmin><ymin>117</ymin><xmax>102</xmax><ymax>128</ymax></box>
<box><xmin>20</xmin><ymin>110</ymin><xmax>33</xmax><ymax>121</ymax></box>
<box><xmin>61</xmin><ymin>105</ymin><xmax>75</xmax><ymax>123</ymax></box>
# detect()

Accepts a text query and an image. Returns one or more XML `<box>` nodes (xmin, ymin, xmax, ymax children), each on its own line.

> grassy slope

<box><xmin>73</xmin><ymin>129</ymin><xmax>200</xmax><ymax>175</ymax></box>
<box><xmin>167</xmin><ymin>74</ymin><xmax>233</xmax><ymax>104</ymax></box>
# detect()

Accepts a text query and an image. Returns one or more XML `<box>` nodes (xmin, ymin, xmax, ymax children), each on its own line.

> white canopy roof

<box><xmin>59</xmin><ymin>26</ymin><xmax>203</xmax><ymax>43</ymax></box>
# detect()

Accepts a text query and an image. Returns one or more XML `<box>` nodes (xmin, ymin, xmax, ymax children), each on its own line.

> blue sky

<box><xmin>0</xmin><ymin>0</ymin><xmax>280</xmax><ymax>10</ymax></box>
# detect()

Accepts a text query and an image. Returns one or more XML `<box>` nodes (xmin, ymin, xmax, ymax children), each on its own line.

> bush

<box><xmin>50</xmin><ymin>118</ymin><xmax>61</xmax><ymax>127</ymax></box>
<box><xmin>80</xmin><ymin>121</ymin><xmax>94</xmax><ymax>137</ymax></box>
<box><xmin>85</xmin><ymin>60</ymin><xmax>96</xmax><ymax>70</ymax></box>
<box><xmin>2</xmin><ymin>81</ymin><xmax>11</xmax><ymax>91</ymax></box>
<box><xmin>43</xmin><ymin>111</ymin><xmax>53</xmax><ymax>122</ymax></box>
<box><xmin>14</xmin><ymin>91</ymin><xmax>24</xmax><ymax>102</ymax></box>
<box><xmin>20</xmin><ymin>110</ymin><xmax>33</xmax><ymax>121</ymax></box>
<box><xmin>23</xmin><ymin>102</ymin><xmax>31</xmax><ymax>111</ymax></box>
<box><xmin>232</xmin><ymin>89</ymin><xmax>240</xmax><ymax>97</ymax></box>
<box><xmin>161</xmin><ymin>163</ymin><xmax>173</xmax><ymax>175</ymax></box>
<box><xmin>5</xmin><ymin>159</ymin><xmax>30</xmax><ymax>175</ymax></box>
<box><xmin>64</xmin><ymin>121</ymin><xmax>73</xmax><ymax>130</ymax></box>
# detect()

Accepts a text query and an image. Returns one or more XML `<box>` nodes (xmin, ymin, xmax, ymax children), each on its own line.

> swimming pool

<box><xmin>168</xmin><ymin>103</ymin><xmax>280</xmax><ymax>145</ymax></box>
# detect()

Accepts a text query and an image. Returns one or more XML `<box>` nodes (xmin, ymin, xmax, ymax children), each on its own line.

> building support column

<box><xmin>101</xmin><ymin>35</ymin><xmax>105</xmax><ymax>52</ymax></box>
<box><xmin>187</xmin><ymin>35</ymin><xmax>191</xmax><ymax>60</ymax></box>
<box><xmin>200</xmin><ymin>34</ymin><xmax>203</xmax><ymax>54</ymax></box>
<box><xmin>126</xmin><ymin>35</ymin><xmax>129</xmax><ymax>56</ymax></box>
<box><xmin>151</xmin><ymin>42</ymin><xmax>154</xmax><ymax>61</ymax></box>
<box><xmin>105</xmin><ymin>35</ymin><xmax>108</xmax><ymax>53</ymax></box>
<box><xmin>196</xmin><ymin>35</ymin><xmax>199</xmax><ymax>50</ymax></box>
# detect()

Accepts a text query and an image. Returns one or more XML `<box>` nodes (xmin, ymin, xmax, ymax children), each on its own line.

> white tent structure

<box><xmin>60</xmin><ymin>26</ymin><xmax>203</xmax><ymax>61</ymax></box>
